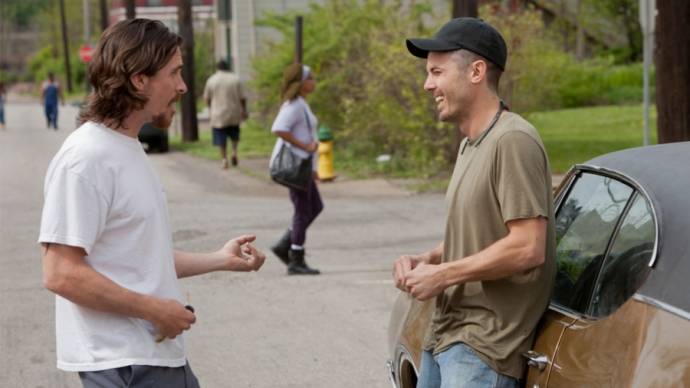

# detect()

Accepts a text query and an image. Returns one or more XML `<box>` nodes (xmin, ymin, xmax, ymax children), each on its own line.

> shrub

<box><xmin>252</xmin><ymin>0</ymin><xmax>453</xmax><ymax>177</ymax></box>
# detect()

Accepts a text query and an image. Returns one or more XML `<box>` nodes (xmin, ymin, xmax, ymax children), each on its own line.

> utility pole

<box><xmin>450</xmin><ymin>0</ymin><xmax>477</xmax><ymax>161</ymax></box>
<box><xmin>83</xmin><ymin>0</ymin><xmax>91</xmax><ymax>43</ymax></box>
<box><xmin>452</xmin><ymin>0</ymin><xmax>478</xmax><ymax>18</ymax></box>
<box><xmin>295</xmin><ymin>16</ymin><xmax>303</xmax><ymax>63</ymax></box>
<box><xmin>125</xmin><ymin>0</ymin><xmax>136</xmax><ymax>20</ymax></box>
<box><xmin>655</xmin><ymin>0</ymin><xmax>690</xmax><ymax>142</ymax></box>
<box><xmin>58</xmin><ymin>0</ymin><xmax>73</xmax><ymax>93</ymax></box>
<box><xmin>217</xmin><ymin>0</ymin><xmax>233</xmax><ymax>70</ymax></box>
<box><xmin>178</xmin><ymin>0</ymin><xmax>198</xmax><ymax>141</ymax></box>
<box><xmin>100</xmin><ymin>0</ymin><xmax>109</xmax><ymax>31</ymax></box>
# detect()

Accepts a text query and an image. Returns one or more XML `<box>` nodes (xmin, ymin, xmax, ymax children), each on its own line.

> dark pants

<box><xmin>289</xmin><ymin>178</ymin><xmax>323</xmax><ymax>246</ymax></box>
<box><xmin>45</xmin><ymin>103</ymin><xmax>58</xmax><ymax>129</ymax></box>
<box><xmin>79</xmin><ymin>362</ymin><xmax>200</xmax><ymax>388</ymax></box>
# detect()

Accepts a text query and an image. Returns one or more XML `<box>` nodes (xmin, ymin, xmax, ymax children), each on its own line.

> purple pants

<box><xmin>289</xmin><ymin>178</ymin><xmax>324</xmax><ymax>246</ymax></box>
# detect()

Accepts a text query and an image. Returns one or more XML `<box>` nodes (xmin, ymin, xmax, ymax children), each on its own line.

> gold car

<box><xmin>388</xmin><ymin>142</ymin><xmax>690</xmax><ymax>387</ymax></box>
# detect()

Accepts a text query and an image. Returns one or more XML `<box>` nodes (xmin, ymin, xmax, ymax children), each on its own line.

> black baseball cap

<box><xmin>406</xmin><ymin>17</ymin><xmax>507</xmax><ymax>71</ymax></box>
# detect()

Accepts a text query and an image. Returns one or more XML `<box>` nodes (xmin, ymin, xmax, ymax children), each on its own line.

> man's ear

<box><xmin>130</xmin><ymin>73</ymin><xmax>148</xmax><ymax>92</ymax></box>
<box><xmin>469</xmin><ymin>60</ymin><xmax>486</xmax><ymax>85</ymax></box>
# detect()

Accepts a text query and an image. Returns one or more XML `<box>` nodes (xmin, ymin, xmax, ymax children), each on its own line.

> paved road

<box><xmin>0</xmin><ymin>100</ymin><xmax>447</xmax><ymax>387</ymax></box>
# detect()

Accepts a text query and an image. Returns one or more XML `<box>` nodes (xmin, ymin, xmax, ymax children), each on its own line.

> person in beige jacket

<box><xmin>203</xmin><ymin>59</ymin><xmax>248</xmax><ymax>169</ymax></box>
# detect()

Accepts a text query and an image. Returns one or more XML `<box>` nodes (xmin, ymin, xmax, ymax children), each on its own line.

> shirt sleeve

<box><xmin>271</xmin><ymin>103</ymin><xmax>299</xmax><ymax>133</ymax></box>
<box><xmin>38</xmin><ymin>166</ymin><xmax>109</xmax><ymax>255</ymax></box>
<box><xmin>494</xmin><ymin>131</ymin><xmax>550</xmax><ymax>223</ymax></box>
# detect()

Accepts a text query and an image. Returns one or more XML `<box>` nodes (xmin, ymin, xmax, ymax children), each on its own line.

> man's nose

<box><xmin>423</xmin><ymin>76</ymin><xmax>434</xmax><ymax>92</ymax></box>
<box><xmin>178</xmin><ymin>79</ymin><xmax>188</xmax><ymax>95</ymax></box>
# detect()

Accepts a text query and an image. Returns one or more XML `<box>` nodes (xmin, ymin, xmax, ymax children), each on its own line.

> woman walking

<box><xmin>270</xmin><ymin>63</ymin><xmax>323</xmax><ymax>275</ymax></box>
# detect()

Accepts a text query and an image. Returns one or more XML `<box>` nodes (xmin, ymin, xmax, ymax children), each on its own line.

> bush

<box><xmin>27</xmin><ymin>44</ymin><xmax>86</xmax><ymax>95</ymax></box>
<box><xmin>252</xmin><ymin>0</ymin><xmax>454</xmax><ymax>177</ymax></box>
<box><xmin>484</xmin><ymin>5</ymin><xmax>652</xmax><ymax>112</ymax></box>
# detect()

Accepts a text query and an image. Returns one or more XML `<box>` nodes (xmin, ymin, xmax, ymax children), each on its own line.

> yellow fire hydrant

<box><xmin>317</xmin><ymin>125</ymin><xmax>336</xmax><ymax>181</ymax></box>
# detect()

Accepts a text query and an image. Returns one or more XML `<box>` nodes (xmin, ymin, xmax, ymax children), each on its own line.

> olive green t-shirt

<box><xmin>423</xmin><ymin>111</ymin><xmax>556</xmax><ymax>379</ymax></box>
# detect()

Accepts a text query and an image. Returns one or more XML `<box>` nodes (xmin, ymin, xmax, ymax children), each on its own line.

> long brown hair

<box><xmin>78</xmin><ymin>19</ymin><xmax>182</xmax><ymax>129</ymax></box>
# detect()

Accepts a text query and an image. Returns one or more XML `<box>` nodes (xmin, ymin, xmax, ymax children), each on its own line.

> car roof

<box><xmin>582</xmin><ymin>141</ymin><xmax>690</xmax><ymax>316</ymax></box>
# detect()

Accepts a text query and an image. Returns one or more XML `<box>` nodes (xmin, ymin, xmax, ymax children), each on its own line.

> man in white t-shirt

<box><xmin>39</xmin><ymin>19</ymin><xmax>265</xmax><ymax>387</ymax></box>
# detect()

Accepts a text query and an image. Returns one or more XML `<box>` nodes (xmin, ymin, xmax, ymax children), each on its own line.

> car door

<box><xmin>525</xmin><ymin>170</ymin><xmax>655</xmax><ymax>387</ymax></box>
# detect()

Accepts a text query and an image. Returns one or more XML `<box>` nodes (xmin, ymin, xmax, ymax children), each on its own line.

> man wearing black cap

<box><xmin>392</xmin><ymin>18</ymin><xmax>556</xmax><ymax>387</ymax></box>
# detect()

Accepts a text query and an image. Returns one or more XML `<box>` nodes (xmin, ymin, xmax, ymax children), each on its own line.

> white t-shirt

<box><xmin>38</xmin><ymin>121</ymin><xmax>186</xmax><ymax>372</ymax></box>
<box><xmin>270</xmin><ymin>97</ymin><xmax>318</xmax><ymax>171</ymax></box>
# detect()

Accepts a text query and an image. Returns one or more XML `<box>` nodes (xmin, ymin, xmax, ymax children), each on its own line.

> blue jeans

<box><xmin>45</xmin><ymin>103</ymin><xmax>58</xmax><ymax>129</ymax></box>
<box><xmin>417</xmin><ymin>343</ymin><xmax>518</xmax><ymax>388</ymax></box>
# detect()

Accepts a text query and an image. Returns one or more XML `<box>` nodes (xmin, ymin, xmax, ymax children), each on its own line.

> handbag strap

<box><xmin>302</xmin><ymin>105</ymin><xmax>314</xmax><ymax>143</ymax></box>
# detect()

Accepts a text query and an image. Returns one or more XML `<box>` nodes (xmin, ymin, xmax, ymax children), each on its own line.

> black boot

<box><xmin>270</xmin><ymin>229</ymin><xmax>292</xmax><ymax>266</ymax></box>
<box><xmin>287</xmin><ymin>249</ymin><xmax>320</xmax><ymax>275</ymax></box>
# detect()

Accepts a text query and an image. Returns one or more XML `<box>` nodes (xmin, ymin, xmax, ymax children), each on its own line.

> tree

<box><xmin>655</xmin><ymin>1</ymin><xmax>690</xmax><ymax>143</ymax></box>
<box><xmin>452</xmin><ymin>0</ymin><xmax>478</xmax><ymax>18</ymax></box>
<box><xmin>125</xmin><ymin>0</ymin><xmax>136</xmax><ymax>19</ymax></box>
<box><xmin>178</xmin><ymin>0</ymin><xmax>198</xmax><ymax>142</ymax></box>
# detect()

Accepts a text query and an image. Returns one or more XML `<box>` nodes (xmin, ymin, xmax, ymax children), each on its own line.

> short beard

<box><xmin>151</xmin><ymin>111</ymin><xmax>173</xmax><ymax>129</ymax></box>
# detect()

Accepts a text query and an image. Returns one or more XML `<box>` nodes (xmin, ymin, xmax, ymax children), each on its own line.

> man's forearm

<box><xmin>174</xmin><ymin>250</ymin><xmax>229</xmax><ymax>278</ymax></box>
<box><xmin>442</xmin><ymin>220</ymin><xmax>546</xmax><ymax>287</ymax></box>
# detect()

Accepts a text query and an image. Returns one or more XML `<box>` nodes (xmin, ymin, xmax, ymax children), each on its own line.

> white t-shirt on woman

<box><xmin>270</xmin><ymin>96</ymin><xmax>318</xmax><ymax>171</ymax></box>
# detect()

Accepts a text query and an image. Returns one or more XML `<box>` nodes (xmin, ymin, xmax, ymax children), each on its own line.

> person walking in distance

<box><xmin>41</xmin><ymin>72</ymin><xmax>64</xmax><ymax>130</ymax></box>
<box><xmin>0</xmin><ymin>82</ymin><xmax>6</xmax><ymax>130</ymax></box>
<box><xmin>392</xmin><ymin>18</ymin><xmax>556</xmax><ymax>388</ymax></box>
<box><xmin>39</xmin><ymin>19</ymin><xmax>265</xmax><ymax>387</ymax></box>
<box><xmin>203</xmin><ymin>59</ymin><xmax>248</xmax><ymax>169</ymax></box>
<box><xmin>269</xmin><ymin>63</ymin><xmax>323</xmax><ymax>275</ymax></box>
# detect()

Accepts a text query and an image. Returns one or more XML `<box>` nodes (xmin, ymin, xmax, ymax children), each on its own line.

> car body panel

<box><xmin>524</xmin><ymin>309</ymin><xmax>577</xmax><ymax>387</ymax></box>
<box><xmin>531</xmin><ymin>299</ymin><xmax>649</xmax><ymax>387</ymax></box>
<box><xmin>387</xmin><ymin>294</ymin><xmax>432</xmax><ymax>388</ymax></box>
<box><xmin>630</xmin><ymin>299</ymin><xmax>690</xmax><ymax>387</ymax></box>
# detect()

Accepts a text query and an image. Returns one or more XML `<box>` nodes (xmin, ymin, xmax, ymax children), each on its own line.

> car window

<box><xmin>552</xmin><ymin>173</ymin><xmax>633</xmax><ymax>313</ymax></box>
<box><xmin>590</xmin><ymin>193</ymin><xmax>655</xmax><ymax>317</ymax></box>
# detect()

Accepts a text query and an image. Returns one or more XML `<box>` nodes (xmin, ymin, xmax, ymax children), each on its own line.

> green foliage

<box><xmin>484</xmin><ymin>5</ymin><xmax>650</xmax><ymax>112</ymax></box>
<box><xmin>251</xmin><ymin>0</ymin><xmax>452</xmax><ymax>178</ymax></box>
<box><xmin>1</xmin><ymin>0</ymin><xmax>51</xmax><ymax>27</ymax></box>
<box><xmin>27</xmin><ymin>44</ymin><xmax>87</xmax><ymax>93</ymax></box>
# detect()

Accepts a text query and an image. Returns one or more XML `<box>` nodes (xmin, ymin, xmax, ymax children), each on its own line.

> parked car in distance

<box><xmin>138</xmin><ymin>123</ymin><xmax>168</xmax><ymax>153</ymax></box>
<box><xmin>387</xmin><ymin>142</ymin><xmax>690</xmax><ymax>388</ymax></box>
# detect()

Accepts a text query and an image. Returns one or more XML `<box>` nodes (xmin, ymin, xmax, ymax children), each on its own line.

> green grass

<box><xmin>527</xmin><ymin>104</ymin><xmax>657</xmax><ymax>173</ymax></box>
<box><xmin>171</xmin><ymin>104</ymin><xmax>658</xmax><ymax>181</ymax></box>
<box><xmin>170</xmin><ymin>119</ymin><xmax>275</xmax><ymax>160</ymax></box>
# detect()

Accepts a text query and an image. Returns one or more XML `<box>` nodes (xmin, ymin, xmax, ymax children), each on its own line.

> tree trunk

<box><xmin>100</xmin><ymin>0</ymin><xmax>109</xmax><ymax>31</ymax></box>
<box><xmin>178</xmin><ymin>0</ymin><xmax>198</xmax><ymax>142</ymax></box>
<box><xmin>452</xmin><ymin>0</ymin><xmax>478</xmax><ymax>18</ymax></box>
<box><xmin>58</xmin><ymin>0</ymin><xmax>73</xmax><ymax>93</ymax></box>
<box><xmin>575</xmin><ymin>0</ymin><xmax>586</xmax><ymax>60</ymax></box>
<box><xmin>449</xmin><ymin>0</ymin><xmax>478</xmax><ymax>162</ymax></box>
<box><xmin>655</xmin><ymin>1</ymin><xmax>690</xmax><ymax>143</ymax></box>
<box><xmin>125</xmin><ymin>0</ymin><xmax>135</xmax><ymax>20</ymax></box>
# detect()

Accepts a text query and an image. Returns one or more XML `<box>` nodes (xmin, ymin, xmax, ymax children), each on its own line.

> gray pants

<box><xmin>79</xmin><ymin>362</ymin><xmax>200</xmax><ymax>388</ymax></box>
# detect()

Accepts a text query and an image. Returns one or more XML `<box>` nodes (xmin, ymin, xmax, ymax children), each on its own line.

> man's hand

<box><xmin>219</xmin><ymin>235</ymin><xmax>266</xmax><ymax>272</ymax></box>
<box><xmin>404</xmin><ymin>262</ymin><xmax>447</xmax><ymax>301</ymax></box>
<box><xmin>147</xmin><ymin>298</ymin><xmax>196</xmax><ymax>341</ymax></box>
<box><xmin>393</xmin><ymin>254</ymin><xmax>424</xmax><ymax>292</ymax></box>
